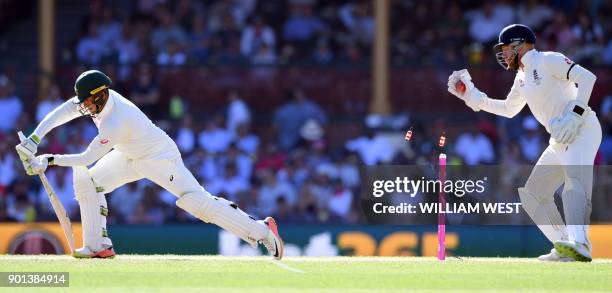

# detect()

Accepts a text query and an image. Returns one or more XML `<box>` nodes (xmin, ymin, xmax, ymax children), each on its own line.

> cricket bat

<box><xmin>16</xmin><ymin>132</ymin><xmax>75</xmax><ymax>253</ymax></box>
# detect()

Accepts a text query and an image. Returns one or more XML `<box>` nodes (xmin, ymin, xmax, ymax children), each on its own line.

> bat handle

<box><xmin>17</xmin><ymin>131</ymin><xmax>27</xmax><ymax>142</ymax></box>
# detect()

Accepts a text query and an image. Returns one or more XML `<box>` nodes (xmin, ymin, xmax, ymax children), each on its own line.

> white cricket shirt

<box><xmin>477</xmin><ymin>49</ymin><xmax>596</xmax><ymax>133</ymax></box>
<box><xmin>33</xmin><ymin>89</ymin><xmax>178</xmax><ymax>166</ymax></box>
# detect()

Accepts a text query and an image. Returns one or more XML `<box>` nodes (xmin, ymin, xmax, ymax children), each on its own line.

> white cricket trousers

<box><xmin>89</xmin><ymin>149</ymin><xmax>204</xmax><ymax>199</ymax></box>
<box><xmin>530</xmin><ymin>112</ymin><xmax>601</xmax><ymax>246</ymax></box>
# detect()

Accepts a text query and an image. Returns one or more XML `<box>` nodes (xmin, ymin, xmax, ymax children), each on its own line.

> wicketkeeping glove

<box><xmin>447</xmin><ymin>69</ymin><xmax>484</xmax><ymax>111</ymax></box>
<box><xmin>549</xmin><ymin>100</ymin><xmax>590</xmax><ymax>144</ymax></box>
<box><xmin>447</xmin><ymin>69</ymin><xmax>473</xmax><ymax>98</ymax></box>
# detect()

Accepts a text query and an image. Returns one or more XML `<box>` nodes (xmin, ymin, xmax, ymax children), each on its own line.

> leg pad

<box><xmin>176</xmin><ymin>191</ymin><xmax>267</xmax><ymax>246</ymax></box>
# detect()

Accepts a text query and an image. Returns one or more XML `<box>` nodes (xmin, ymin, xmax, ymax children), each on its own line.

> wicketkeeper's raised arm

<box><xmin>448</xmin><ymin>69</ymin><xmax>526</xmax><ymax>118</ymax></box>
<box><xmin>32</xmin><ymin>97</ymin><xmax>82</xmax><ymax>140</ymax></box>
<box><xmin>51</xmin><ymin>134</ymin><xmax>115</xmax><ymax>167</ymax></box>
<box><xmin>470</xmin><ymin>79</ymin><xmax>527</xmax><ymax>118</ymax></box>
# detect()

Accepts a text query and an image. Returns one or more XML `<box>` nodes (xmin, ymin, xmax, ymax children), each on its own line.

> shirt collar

<box><xmin>96</xmin><ymin>90</ymin><xmax>115</xmax><ymax>121</ymax></box>
<box><xmin>520</xmin><ymin>49</ymin><xmax>537</xmax><ymax>68</ymax></box>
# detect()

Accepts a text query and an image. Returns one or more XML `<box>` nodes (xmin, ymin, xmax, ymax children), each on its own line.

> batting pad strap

<box><xmin>176</xmin><ymin>191</ymin><xmax>268</xmax><ymax>247</ymax></box>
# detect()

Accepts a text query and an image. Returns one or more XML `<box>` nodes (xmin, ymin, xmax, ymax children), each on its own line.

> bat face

<box><xmin>40</xmin><ymin>173</ymin><xmax>76</xmax><ymax>253</ymax></box>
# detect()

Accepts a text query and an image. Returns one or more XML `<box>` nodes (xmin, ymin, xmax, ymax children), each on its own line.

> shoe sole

<box><xmin>73</xmin><ymin>255</ymin><xmax>116</xmax><ymax>259</ymax></box>
<box><xmin>265</xmin><ymin>217</ymin><xmax>284</xmax><ymax>260</ymax></box>
<box><xmin>73</xmin><ymin>248</ymin><xmax>116</xmax><ymax>259</ymax></box>
<box><xmin>554</xmin><ymin>242</ymin><xmax>592</xmax><ymax>262</ymax></box>
<box><xmin>537</xmin><ymin>256</ymin><xmax>574</xmax><ymax>262</ymax></box>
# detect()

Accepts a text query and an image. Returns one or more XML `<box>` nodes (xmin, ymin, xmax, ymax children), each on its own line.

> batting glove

<box><xmin>25</xmin><ymin>154</ymin><xmax>53</xmax><ymax>176</ymax></box>
<box><xmin>15</xmin><ymin>134</ymin><xmax>39</xmax><ymax>159</ymax></box>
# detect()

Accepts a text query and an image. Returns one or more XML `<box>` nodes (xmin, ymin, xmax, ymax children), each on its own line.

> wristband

<box><xmin>29</xmin><ymin>134</ymin><xmax>40</xmax><ymax>144</ymax></box>
<box><xmin>572</xmin><ymin>105</ymin><xmax>585</xmax><ymax>116</ymax></box>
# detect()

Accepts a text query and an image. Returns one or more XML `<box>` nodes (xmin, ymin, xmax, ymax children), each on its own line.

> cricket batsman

<box><xmin>15</xmin><ymin>70</ymin><xmax>283</xmax><ymax>259</ymax></box>
<box><xmin>447</xmin><ymin>24</ymin><xmax>601</xmax><ymax>262</ymax></box>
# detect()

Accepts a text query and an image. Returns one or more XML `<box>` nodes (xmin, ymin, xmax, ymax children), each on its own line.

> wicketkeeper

<box><xmin>15</xmin><ymin>70</ymin><xmax>283</xmax><ymax>259</ymax></box>
<box><xmin>448</xmin><ymin>24</ymin><xmax>601</xmax><ymax>262</ymax></box>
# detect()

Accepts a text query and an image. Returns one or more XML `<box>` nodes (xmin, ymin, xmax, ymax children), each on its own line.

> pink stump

<box><xmin>438</xmin><ymin>153</ymin><xmax>446</xmax><ymax>261</ymax></box>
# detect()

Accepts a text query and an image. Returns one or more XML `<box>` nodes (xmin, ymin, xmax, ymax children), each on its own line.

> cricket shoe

<box><xmin>259</xmin><ymin>217</ymin><xmax>284</xmax><ymax>260</ymax></box>
<box><xmin>73</xmin><ymin>245</ymin><xmax>116</xmax><ymax>259</ymax></box>
<box><xmin>553</xmin><ymin>240</ymin><xmax>592</xmax><ymax>262</ymax></box>
<box><xmin>537</xmin><ymin>248</ymin><xmax>574</xmax><ymax>262</ymax></box>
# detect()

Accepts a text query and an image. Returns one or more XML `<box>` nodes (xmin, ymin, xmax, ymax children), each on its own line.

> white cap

<box><xmin>300</xmin><ymin>119</ymin><xmax>324</xmax><ymax>141</ymax></box>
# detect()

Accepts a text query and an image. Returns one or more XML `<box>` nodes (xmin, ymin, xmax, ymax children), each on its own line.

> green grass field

<box><xmin>2</xmin><ymin>255</ymin><xmax>612</xmax><ymax>292</ymax></box>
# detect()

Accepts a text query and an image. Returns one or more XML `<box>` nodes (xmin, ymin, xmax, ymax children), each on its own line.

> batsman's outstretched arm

<box><xmin>14</xmin><ymin>98</ymin><xmax>80</xmax><ymax>162</ymax></box>
<box><xmin>32</xmin><ymin>97</ymin><xmax>82</xmax><ymax>141</ymax></box>
<box><xmin>50</xmin><ymin>134</ymin><xmax>115</xmax><ymax>167</ymax></box>
<box><xmin>16</xmin><ymin>131</ymin><xmax>113</xmax><ymax>175</ymax></box>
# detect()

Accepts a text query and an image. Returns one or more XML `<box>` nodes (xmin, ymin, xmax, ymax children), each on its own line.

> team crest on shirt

<box><xmin>100</xmin><ymin>139</ymin><xmax>109</xmax><ymax>144</ymax></box>
<box><xmin>533</xmin><ymin>69</ymin><xmax>541</xmax><ymax>85</ymax></box>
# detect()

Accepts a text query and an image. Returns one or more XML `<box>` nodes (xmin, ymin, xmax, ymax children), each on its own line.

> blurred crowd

<box><xmin>1</xmin><ymin>72</ymin><xmax>612</xmax><ymax>225</ymax></box>
<box><xmin>1</xmin><ymin>0</ymin><xmax>612</xmax><ymax>225</ymax></box>
<box><xmin>67</xmin><ymin>0</ymin><xmax>612</xmax><ymax>72</ymax></box>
